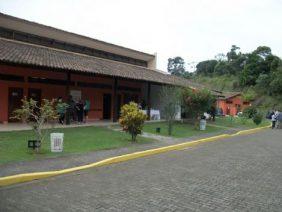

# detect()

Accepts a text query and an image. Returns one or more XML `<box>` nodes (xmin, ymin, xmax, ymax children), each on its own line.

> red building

<box><xmin>216</xmin><ymin>92</ymin><xmax>251</xmax><ymax>116</ymax></box>
<box><xmin>0</xmin><ymin>13</ymin><xmax>195</xmax><ymax>124</ymax></box>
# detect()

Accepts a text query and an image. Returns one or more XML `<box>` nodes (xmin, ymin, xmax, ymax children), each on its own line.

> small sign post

<box><xmin>50</xmin><ymin>133</ymin><xmax>64</xmax><ymax>152</ymax></box>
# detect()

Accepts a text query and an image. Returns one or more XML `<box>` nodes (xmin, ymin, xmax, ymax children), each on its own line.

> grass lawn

<box><xmin>0</xmin><ymin>126</ymin><xmax>153</xmax><ymax>164</ymax></box>
<box><xmin>211</xmin><ymin>116</ymin><xmax>270</xmax><ymax>128</ymax></box>
<box><xmin>143</xmin><ymin>121</ymin><xmax>223</xmax><ymax>138</ymax></box>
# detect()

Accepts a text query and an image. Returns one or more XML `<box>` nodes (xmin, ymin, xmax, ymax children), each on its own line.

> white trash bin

<box><xmin>51</xmin><ymin>133</ymin><xmax>64</xmax><ymax>152</ymax></box>
<box><xmin>200</xmin><ymin>119</ymin><xmax>206</xmax><ymax>131</ymax></box>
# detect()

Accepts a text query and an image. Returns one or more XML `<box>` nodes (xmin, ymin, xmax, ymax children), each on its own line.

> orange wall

<box><xmin>217</xmin><ymin>95</ymin><xmax>250</xmax><ymax>116</ymax></box>
<box><xmin>0</xmin><ymin>64</ymin><xmax>143</xmax><ymax>123</ymax></box>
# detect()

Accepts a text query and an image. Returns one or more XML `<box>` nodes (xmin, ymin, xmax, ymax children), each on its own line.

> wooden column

<box><xmin>65</xmin><ymin>71</ymin><xmax>71</xmax><ymax>125</ymax></box>
<box><xmin>113</xmin><ymin>78</ymin><xmax>118</xmax><ymax>122</ymax></box>
<box><xmin>66</xmin><ymin>71</ymin><xmax>71</xmax><ymax>98</ymax></box>
<box><xmin>147</xmin><ymin>82</ymin><xmax>151</xmax><ymax>120</ymax></box>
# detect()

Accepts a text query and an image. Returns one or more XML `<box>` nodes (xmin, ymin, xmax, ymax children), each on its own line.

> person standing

<box><xmin>76</xmin><ymin>99</ymin><xmax>84</xmax><ymax>124</ymax></box>
<box><xmin>210</xmin><ymin>106</ymin><xmax>216</xmax><ymax>122</ymax></box>
<box><xmin>84</xmin><ymin>99</ymin><xmax>90</xmax><ymax>123</ymax></box>
<box><xmin>271</xmin><ymin>112</ymin><xmax>277</xmax><ymax>129</ymax></box>
<box><xmin>56</xmin><ymin>97</ymin><xmax>67</xmax><ymax>124</ymax></box>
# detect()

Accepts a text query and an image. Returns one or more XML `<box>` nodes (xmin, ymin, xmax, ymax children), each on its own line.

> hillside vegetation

<box><xmin>191</xmin><ymin>45</ymin><xmax>282</xmax><ymax>111</ymax></box>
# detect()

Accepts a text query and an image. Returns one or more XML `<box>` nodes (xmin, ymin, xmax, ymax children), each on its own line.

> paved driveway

<box><xmin>1</xmin><ymin>129</ymin><xmax>282</xmax><ymax>211</ymax></box>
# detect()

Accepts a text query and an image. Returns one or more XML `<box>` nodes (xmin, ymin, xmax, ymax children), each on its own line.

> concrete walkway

<box><xmin>0</xmin><ymin>119</ymin><xmax>163</xmax><ymax>132</ymax></box>
<box><xmin>0</xmin><ymin>127</ymin><xmax>234</xmax><ymax>177</ymax></box>
<box><xmin>0</xmin><ymin>121</ymin><xmax>117</xmax><ymax>132</ymax></box>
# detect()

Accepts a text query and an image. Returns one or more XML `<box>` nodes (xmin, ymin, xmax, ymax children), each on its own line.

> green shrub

<box><xmin>253</xmin><ymin>113</ymin><xmax>263</xmax><ymax>125</ymax></box>
<box><xmin>243</xmin><ymin>106</ymin><xmax>257</xmax><ymax>119</ymax></box>
<box><xmin>119</xmin><ymin>102</ymin><xmax>147</xmax><ymax>142</ymax></box>
<box><xmin>226</xmin><ymin>115</ymin><xmax>235</xmax><ymax>126</ymax></box>
<box><xmin>238</xmin><ymin>114</ymin><xmax>248</xmax><ymax>125</ymax></box>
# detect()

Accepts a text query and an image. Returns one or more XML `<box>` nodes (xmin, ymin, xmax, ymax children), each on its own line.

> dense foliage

<box><xmin>193</xmin><ymin>45</ymin><xmax>282</xmax><ymax>97</ymax></box>
<box><xmin>252</xmin><ymin>113</ymin><xmax>263</xmax><ymax>125</ymax></box>
<box><xmin>182</xmin><ymin>88</ymin><xmax>215</xmax><ymax>125</ymax></box>
<box><xmin>119</xmin><ymin>102</ymin><xmax>147</xmax><ymax>142</ymax></box>
<box><xmin>242</xmin><ymin>106</ymin><xmax>257</xmax><ymax>119</ymax></box>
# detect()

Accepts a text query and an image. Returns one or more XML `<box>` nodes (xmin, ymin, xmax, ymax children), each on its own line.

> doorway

<box><xmin>28</xmin><ymin>88</ymin><xmax>41</xmax><ymax>104</ymax></box>
<box><xmin>8</xmin><ymin>87</ymin><xmax>24</xmax><ymax>122</ymax></box>
<box><xmin>103</xmin><ymin>94</ymin><xmax>112</xmax><ymax>119</ymax></box>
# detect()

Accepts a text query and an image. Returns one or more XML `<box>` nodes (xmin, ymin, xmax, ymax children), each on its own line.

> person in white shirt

<box><xmin>271</xmin><ymin>111</ymin><xmax>279</xmax><ymax>129</ymax></box>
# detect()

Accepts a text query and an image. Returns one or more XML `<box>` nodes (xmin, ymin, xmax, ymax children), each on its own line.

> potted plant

<box><xmin>13</xmin><ymin>97</ymin><xmax>58</xmax><ymax>152</ymax></box>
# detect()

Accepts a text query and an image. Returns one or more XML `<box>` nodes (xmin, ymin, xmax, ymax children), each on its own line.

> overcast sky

<box><xmin>1</xmin><ymin>0</ymin><xmax>281</xmax><ymax>71</ymax></box>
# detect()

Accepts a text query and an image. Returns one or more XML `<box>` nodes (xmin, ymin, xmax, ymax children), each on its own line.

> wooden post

<box><xmin>66</xmin><ymin>71</ymin><xmax>71</xmax><ymax>97</ymax></box>
<box><xmin>113</xmin><ymin>78</ymin><xmax>118</xmax><ymax>122</ymax></box>
<box><xmin>65</xmin><ymin>71</ymin><xmax>71</xmax><ymax>125</ymax></box>
<box><xmin>147</xmin><ymin>82</ymin><xmax>151</xmax><ymax>120</ymax></box>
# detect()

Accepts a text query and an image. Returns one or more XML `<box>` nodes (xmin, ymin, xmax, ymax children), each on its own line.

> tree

<box><xmin>167</xmin><ymin>57</ymin><xmax>186</xmax><ymax>77</ymax></box>
<box><xmin>242</xmin><ymin>87</ymin><xmax>257</xmax><ymax>102</ymax></box>
<box><xmin>253</xmin><ymin>46</ymin><xmax>271</xmax><ymax>58</ymax></box>
<box><xmin>159</xmin><ymin>86</ymin><xmax>181</xmax><ymax>136</ymax></box>
<box><xmin>195</xmin><ymin>60</ymin><xmax>218</xmax><ymax>75</ymax></box>
<box><xmin>256</xmin><ymin>74</ymin><xmax>271</xmax><ymax>94</ymax></box>
<box><xmin>214</xmin><ymin>61</ymin><xmax>232</xmax><ymax>75</ymax></box>
<box><xmin>215</xmin><ymin>53</ymin><xmax>227</xmax><ymax>61</ymax></box>
<box><xmin>239</xmin><ymin>47</ymin><xmax>277</xmax><ymax>86</ymax></box>
<box><xmin>119</xmin><ymin>102</ymin><xmax>147</xmax><ymax>142</ymax></box>
<box><xmin>182</xmin><ymin>88</ymin><xmax>215</xmax><ymax>127</ymax></box>
<box><xmin>269</xmin><ymin>66</ymin><xmax>282</xmax><ymax>95</ymax></box>
<box><xmin>12</xmin><ymin>97</ymin><xmax>58</xmax><ymax>152</ymax></box>
<box><xmin>227</xmin><ymin>45</ymin><xmax>240</xmax><ymax>61</ymax></box>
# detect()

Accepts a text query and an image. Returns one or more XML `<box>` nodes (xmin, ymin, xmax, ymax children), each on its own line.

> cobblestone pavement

<box><xmin>1</xmin><ymin>129</ymin><xmax>281</xmax><ymax>212</ymax></box>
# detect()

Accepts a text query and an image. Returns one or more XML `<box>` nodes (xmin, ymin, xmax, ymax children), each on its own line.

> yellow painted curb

<box><xmin>0</xmin><ymin>125</ymin><xmax>270</xmax><ymax>187</ymax></box>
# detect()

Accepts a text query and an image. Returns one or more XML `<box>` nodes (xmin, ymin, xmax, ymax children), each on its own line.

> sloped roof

<box><xmin>0</xmin><ymin>38</ymin><xmax>200</xmax><ymax>88</ymax></box>
<box><xmin>217</xmin><ymin>92</ymin><xmax>242</xmax><ymax>100</ymax></box>
<box><xmin>0</xmin><ymin>12</ymin><xmax>155</xmax><ymax>61</ymax></box>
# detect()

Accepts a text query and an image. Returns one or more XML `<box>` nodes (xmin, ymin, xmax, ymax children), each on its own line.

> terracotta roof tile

<box><xmin>0</xmin><ymin>38</ymin><xmax>201</xmax><ymax>88</ymax></box>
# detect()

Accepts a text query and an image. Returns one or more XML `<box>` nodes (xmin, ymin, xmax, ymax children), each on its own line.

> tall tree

<box><xmin>215</xmin><ymin>53</ymin><xmax>227</xmax><ymax>61</ymax></box>
<box><xmin>195</xmin><ymin>60</ymin><xmax>218</xmax><ymax>75</ymax></box>
<box><xmin>159</xmin><ymin>86</ymin><xmax>181</xmax><ymax>135</ymax></box>
<box><xmin>227</xmin><ymin>45</ymin><xmax>241</xmax><ymax>61</ymax></box>
<box><xmin>240</xmin><ymin>46</ymin><xmax>277</xmax><ymax>86</ymax></box>
<box><xmin>167</xmin><ymin>57</ymin><xmax>186</xmax><ymax>77</ymax></box>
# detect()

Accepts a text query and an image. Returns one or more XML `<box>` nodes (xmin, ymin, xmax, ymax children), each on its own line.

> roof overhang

<box><xmin>0</xmin><ymin>13</ymin><xmax>155</xmax><ymax>63</ymax></box>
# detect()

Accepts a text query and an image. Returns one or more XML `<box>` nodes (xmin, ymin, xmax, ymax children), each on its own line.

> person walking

<box><xmin>84</xmin><ymin>99</ymin><xmax>90</xmax><ymax>123</ymax></box>
<box><xmin>271</xmin><ymin>112</ymin><xmax>277</xmax><ymax>129</ymax></box>
<box><xmin>56</xmin><ymin>97</ymin><xmax>67</xmax><ymax>124</ymax></box>
<box><xmin>76</xmin><ymin>99</ymin><xmax>84</xmax><ymax>124</ymax></box>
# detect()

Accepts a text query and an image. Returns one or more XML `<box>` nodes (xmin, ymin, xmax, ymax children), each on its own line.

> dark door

<box><xmin>124</xmin><ymin>93</ymin><xmax>139</xmax><ymax>104</ymax></box>
<box><xmin>28</xmin><ymin>88</ymin><xmax>41</xmax><ymax>104</ymax></box>
<box><xmin>8</xmin><ymin>88</ymin><xmax>24</xmax><ymax>122</ymax></box>
<box><xmin>103</xmin><ymin>94</ymin><xmax>112</xmax><ymax>119</ymax></box>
